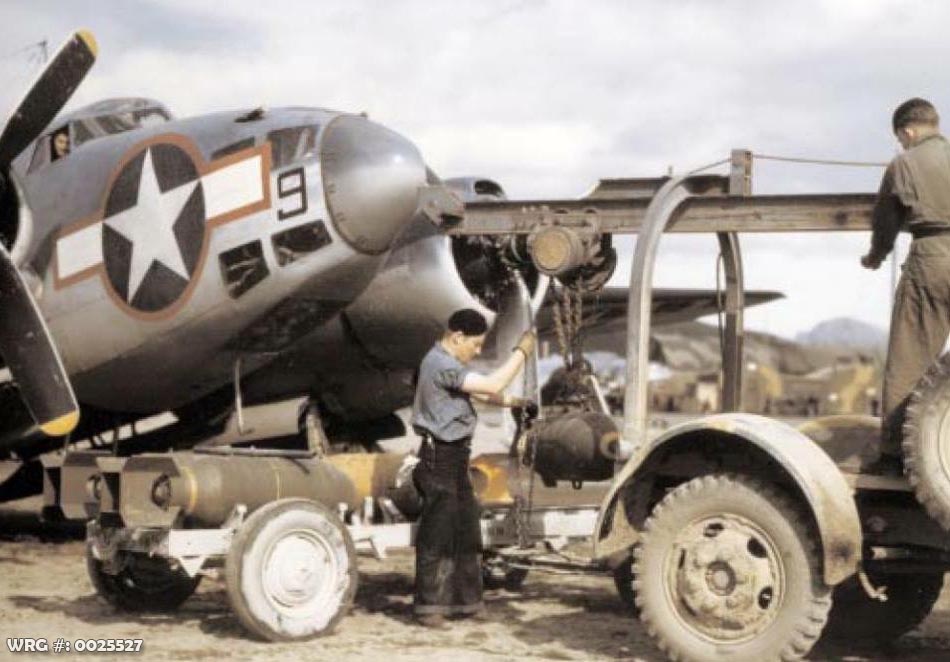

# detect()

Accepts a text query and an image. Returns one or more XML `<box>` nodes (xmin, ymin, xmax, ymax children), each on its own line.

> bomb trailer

<box><xmin>46</xmin><ymin>152</ymin><xmax>950</xmax><ymax>661</ymax></box>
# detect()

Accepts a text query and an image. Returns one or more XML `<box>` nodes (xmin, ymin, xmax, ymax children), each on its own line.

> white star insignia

<box><xmin>104</xmin><ymin>148</ymin><xmax>198</xmax><ymax>301</ymax></box>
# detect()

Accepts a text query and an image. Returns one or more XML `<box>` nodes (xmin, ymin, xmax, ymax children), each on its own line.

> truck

<box><xmin>49</xmin><ymin>150</ymin><xmax>950</xmax><ymax>661</ymax></box>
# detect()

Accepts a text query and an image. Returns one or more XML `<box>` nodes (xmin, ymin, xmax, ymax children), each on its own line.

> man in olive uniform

<box><xmin>411</xmin><ymin>308</ymin><xmax>535</xmax><ymax>627</ymax></box>
<box><xmin>862</xmin><ymin>98</ymin><xmax>950</xmax><ymax>469</ymax></box>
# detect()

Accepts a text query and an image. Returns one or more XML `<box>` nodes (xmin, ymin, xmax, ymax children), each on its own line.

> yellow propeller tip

<box><xmin>76</xmin><ymin>30</ymin><xmax>98</xmax><ymax>57</ymax></box>
<box><xmin>40</xmin><ymin>410</ymin><xmax>80</xmax><ymax>436</ymax></box>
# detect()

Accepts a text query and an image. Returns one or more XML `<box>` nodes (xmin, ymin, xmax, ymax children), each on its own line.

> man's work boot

<box><xmin>415</xmin><ymin>613</ymin><xmax>449</xmax><ymax>629</ymax></box>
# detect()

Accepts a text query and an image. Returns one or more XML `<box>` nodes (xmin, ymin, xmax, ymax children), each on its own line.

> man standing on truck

<box><xmin>410</xmin><ymin>308</ymin><xmax>535</xmax><ymax>628</ymax></box>
<box><xmin>861</xmin><ymin>97</ymin><xmax>950</xmax><ymax>471</ymax></box>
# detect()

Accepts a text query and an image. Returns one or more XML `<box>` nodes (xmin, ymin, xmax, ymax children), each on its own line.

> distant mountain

<box><xmin>794</xmin><ymin>318</ymin><xmax>887</xmax><ymax>352</ymax></box>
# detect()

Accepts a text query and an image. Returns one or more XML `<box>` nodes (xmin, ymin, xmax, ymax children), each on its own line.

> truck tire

<box><xmin>86</xmin><ymin>542</ymin><xmax>200</xmax><ymax>612</ymax></box>
<box><xmin>633</xmin><ymin>474</ymin><xmax>831</xmax><ymax>662</ymax></box>
<box><xmin>225</xmin><ymin>498</ymin><xmax>357</xmax><ymax>641</ymax></box>
<box><xmin>611</xmin><ymin>550</ymin><xmax>640</xmax><ymax>615</ymax></box>
<box><xmin>904</xmin><ymin>354</ymin><xmax>950</xmax><ymax>529</ymax></box>
<box><xmin>823</xmin><ymin>570</ymin><xmax>943</xmax><ymax>643</ymax></box>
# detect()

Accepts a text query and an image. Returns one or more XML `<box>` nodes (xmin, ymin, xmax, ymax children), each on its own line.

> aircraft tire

<box><xmin>225</xmin><ymin>498</ymin><xmax>357</xmax><ymax>641</ymax></box>
<box><xmin>633</xmin><ymin>474</ymin><xmax>831</xmax><ymax>662</ymax></box>
<box><xmin>822</xmin><ymin>569</ymin><xmax>943</xmax><ymax>643</ymax></box>
<box><xmin>86</xmin><ymin>542</ymin><xmax>200</xmax><ymax>612</ymax></box>
<box><xmin>904</xmin><ymin>354</ymin><xmax>950</xmax><ymax>529</ymax></box>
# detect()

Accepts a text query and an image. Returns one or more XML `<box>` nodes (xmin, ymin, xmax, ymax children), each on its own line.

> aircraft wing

<box><xmin>536</xmin><ymin>286</ymin><xmax>783</xmax><ymax>339</ymax></box>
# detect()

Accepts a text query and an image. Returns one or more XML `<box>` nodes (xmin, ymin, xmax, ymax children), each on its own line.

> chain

<box><xmin>551</xmin><ymin>280</ymin><xmax>587</xmax><ymax>371</ymax></box>
<box><xmin>511</xmin><ymin>426</ymin><xmax>541</xmax><ymax>550</ymax></box>
<box><xmin>513</xmin><ymin>432</ymin><xmax>528</xmax><ymax>548</ymax></box>
<box><xmin>513</xmin><ymin>278</ymin><xmax>538</xmax><ymax>550</ymax></box>
<box><xmin>571</xmin><ymin>285</ymin><xmax>584</xmax><ymax>367</ymax></box>
<box><xmin>524</xmin><ymin>422</ymin><xmax>540</xmax><ymax>540</ymax></box>
<box><xmin>552</xmin><ymin>284</ymin><xmax>572</xmax><ymax>369</ymax></box>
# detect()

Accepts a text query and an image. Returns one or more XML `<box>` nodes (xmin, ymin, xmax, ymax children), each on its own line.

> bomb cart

<box><xmin>46</xmin><ymin>151</ymin><xmax>950</xmax><ymax>661</ymax></box>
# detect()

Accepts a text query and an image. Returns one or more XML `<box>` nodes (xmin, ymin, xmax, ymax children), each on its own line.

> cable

<box><xmin>687</xmin><ymin>157</ymin><xmax>731</xmax><ymax>175</ymax></box>
<box><xmin>752</xmin><ymin>153</ymin><xmax>887</xmax><ymax>168</ymax></box>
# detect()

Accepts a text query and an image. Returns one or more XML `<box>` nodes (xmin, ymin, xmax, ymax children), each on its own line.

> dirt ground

<box><xmin>2</xmin><ymin>507</ymin><xmax>950</xmax><ymax>662</ymax></box>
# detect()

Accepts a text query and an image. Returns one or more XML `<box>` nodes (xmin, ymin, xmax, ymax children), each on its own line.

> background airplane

<box><xmin>0</xmin><ymin>31</ymin><xmax>780</xmax><ymax>501</ymax></box>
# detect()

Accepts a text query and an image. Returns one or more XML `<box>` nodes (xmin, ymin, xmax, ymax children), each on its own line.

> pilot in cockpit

<box><xmin>50</xmin><ymin>127</ymin><xmax>70</xmax><ymax>161</ymax></box>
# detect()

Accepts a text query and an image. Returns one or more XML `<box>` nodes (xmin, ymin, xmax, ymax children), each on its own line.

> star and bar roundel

<box><xmin>54</xmin><ymin>134</ymin><xmax>272</xmax><ymax>318</ymax></box>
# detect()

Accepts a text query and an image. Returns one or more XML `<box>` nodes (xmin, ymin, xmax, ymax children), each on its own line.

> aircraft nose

<box><xmin>321</xmin><ymin>114</ymin><xmax>427</xmax><ymax>255</ymax></box>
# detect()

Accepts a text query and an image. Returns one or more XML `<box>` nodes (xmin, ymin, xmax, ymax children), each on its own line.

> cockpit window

<box><xmin>28</xmin><ymin>106</ymin><xmax>173</xmax><ymax>173</ymax></box>
<box><xmin>28</xmin><ymin>135</ymin><xmax>50</xmax><ymax>173</ymax></box>
<box><xmin>266</xmin><ymin>125</ymin><xmax>318</xmax><ymax>169</ymax></box>
<box><xmin>73</xmin><ymin>120</ymin><xmax>95</xmax><ymax>147</ymax></box>
<box><xmin>72</xmin><ymin>107</ymin><xmax>171</xmax><ymax>148</ymax></box>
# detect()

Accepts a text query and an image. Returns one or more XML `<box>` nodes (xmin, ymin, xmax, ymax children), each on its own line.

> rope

<box><xmin>752</xmin><ymin>153</ymin><xmax>887</xmax><ymax>168</ymax></box>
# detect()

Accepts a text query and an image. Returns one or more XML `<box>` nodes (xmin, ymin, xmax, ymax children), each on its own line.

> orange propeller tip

<box><xmin>76</xmin><ymin>29</ymin><xmax>98</xmax><ymax>57</ymax></box>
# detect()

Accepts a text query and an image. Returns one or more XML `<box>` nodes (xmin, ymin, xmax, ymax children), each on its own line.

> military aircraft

<box><xmin>0</xmin><ymin>30</ymin><xmax>780</xmax><ymax>501</ymax></box>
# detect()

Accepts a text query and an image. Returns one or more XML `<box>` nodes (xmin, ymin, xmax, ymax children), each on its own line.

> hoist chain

<box><xmin>552</xmin><ymin>281</ymin><xmax>585</xmax><ymax>370</ymax></box>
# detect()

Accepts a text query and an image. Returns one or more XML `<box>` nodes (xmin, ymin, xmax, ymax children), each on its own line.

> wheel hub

<box><xmin>705</xmin><ymin>561</ymin><xmax>736</xmax><ymax>595</ymax></box>
<box><xmin>668</xmin><ymin>514</ymin><xmax>784</xmax><ymax>642</ymax></box>
<box><xmin>263</xmin><ymin>530</ymin><xmax>336</xmax><ymax>613</ymax></box>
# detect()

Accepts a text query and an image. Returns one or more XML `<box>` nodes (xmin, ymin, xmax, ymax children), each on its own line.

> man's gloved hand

<box><xmin>515</xmin><ymin>330</ymin><xmax>537</xmax><ymax>357</ymax></box>
<box><xmin>861</xmin><ymin>253</ymin><xmax>883</xmax><ymax>270</ymax></box>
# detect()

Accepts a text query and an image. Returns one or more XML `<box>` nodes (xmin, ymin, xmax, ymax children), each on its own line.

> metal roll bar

<box><xmin>622</xmin><ymin>174</ymin><xmax>745</xmax><ymax>450</ymax></box>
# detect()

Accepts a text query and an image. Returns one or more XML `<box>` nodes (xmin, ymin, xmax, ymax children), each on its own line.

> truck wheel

<box><xmin>633</xmin><ymin>474</ymin><xmax>831</xmax><ymax>662</ymax></box>
<box><xmin>86</xmin><ymin>543</ymin><xmax>200</xmax><ymax>612</ymax></box>
<box><xmin>611</xmin><ymin>550</ymin><xmax>640</xmax><ymax>615</ymax></box>
<box><xmin>823</xmin><ymin>570</ymin><xmax>943</xmax><ymax>642</ymax></box>
<box><xmin>904</xmin><ymin>354</ymin><xmax>950</xmax><ymax>529</ymax></box>
<box><xmin>225</xmin><ymin>498</ymin><xmax>357</xmax><ymax>641</ymax></box>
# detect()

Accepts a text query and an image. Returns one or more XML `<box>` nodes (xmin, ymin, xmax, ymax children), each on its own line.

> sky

<box><xmin>2</xmin><ymin>0</ymin><xmax>948</xmax><ymax>339</ymax></box>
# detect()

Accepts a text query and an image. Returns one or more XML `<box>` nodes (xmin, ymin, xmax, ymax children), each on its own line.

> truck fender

<box><xmin>593</xmin><ymin>413</ymin><xmax>861</xmax><ymax>586</ymax></box>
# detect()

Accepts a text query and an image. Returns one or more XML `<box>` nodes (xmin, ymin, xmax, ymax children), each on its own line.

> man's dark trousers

<box><xmin>412</xmin><ymin>437</ymin><xmax>484</xmax><ymax>615</ymax></box>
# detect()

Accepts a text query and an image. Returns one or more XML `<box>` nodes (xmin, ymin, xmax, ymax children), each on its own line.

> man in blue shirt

<box><xmin>411</xmin><ymin>308</ymin><xmax>535</xmax><ymax>627</ymax></box>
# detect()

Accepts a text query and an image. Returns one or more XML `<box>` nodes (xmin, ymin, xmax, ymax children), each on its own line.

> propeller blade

<box><xmin>0</xmin><ymin>243</ymin><xmax>78</xmax><ymax>436</ymax></box>
<box><xmin>0</xmin><ymin>29</ymin><xmax>98</xmax><ymax>168</ymax></box>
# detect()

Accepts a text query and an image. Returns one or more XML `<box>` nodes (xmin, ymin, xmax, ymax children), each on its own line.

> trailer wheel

<box><xmin>86</xmin><ymin>543</ymin><xmax>200</xmax><ymax>612</ymax></box>
<box><xmin>225</xmin><ymin>498</ymin><xmax>357</xmax><ymax>641</ymax></box>
<box><xmin>633</xmin><ymin>474</ymin><xmax>831</xmax><ymax>662</ymax></box>
<box><xmin>904</xmin><ymin>354</ymin><xmax>950</xmax><ymax>529</ymax></box>
<box><xmin>823</xmin><ymin>570</ymin><xmax>944</xmax><ymax>643</ymax></box>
